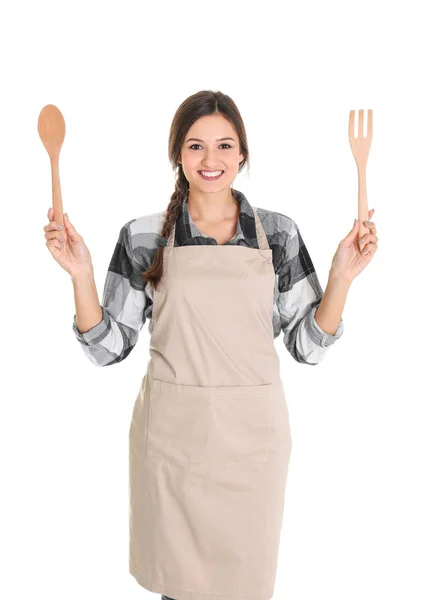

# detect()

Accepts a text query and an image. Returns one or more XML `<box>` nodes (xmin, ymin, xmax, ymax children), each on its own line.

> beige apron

<box><xmin>129</xmin><ymin>205</ymin><xmax>293</xmax><ymax>600</ymax></box>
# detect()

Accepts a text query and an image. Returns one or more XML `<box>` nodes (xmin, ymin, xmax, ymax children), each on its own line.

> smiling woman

<box><xmin>71</xmin><ymin>90</ymin><xmax>344</xmax><ymax>600</ymax></box>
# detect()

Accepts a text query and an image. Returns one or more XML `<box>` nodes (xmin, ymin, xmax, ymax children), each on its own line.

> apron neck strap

<box><xmin>252</xmin><ymin>207</ymin><xmax>270</xmax><ymax>250</ymax></box>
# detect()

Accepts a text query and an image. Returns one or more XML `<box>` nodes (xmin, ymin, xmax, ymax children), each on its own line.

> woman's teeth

<box><xmin>198</xmin><ymin>170</ymin><xmax>224</xmax><ymax>179</ymax></box>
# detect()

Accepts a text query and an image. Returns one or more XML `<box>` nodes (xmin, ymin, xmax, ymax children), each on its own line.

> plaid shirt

<box><xmin>72</xmin><ymin>189</ymin><xmax>344</xmax><ymax>366</ymax></box>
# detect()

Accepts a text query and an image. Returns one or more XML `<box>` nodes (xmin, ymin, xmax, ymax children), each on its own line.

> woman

<box><xmin>44</xmin><ymin>90</ymin><xmax>378</xmax><ymax>600</ymax></box>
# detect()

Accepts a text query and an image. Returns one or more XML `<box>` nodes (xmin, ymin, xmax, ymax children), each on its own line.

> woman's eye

<box><xmin>190</xmin><ymin>144</ymin><xmax>231</xmax><ymax>150</ymax></box>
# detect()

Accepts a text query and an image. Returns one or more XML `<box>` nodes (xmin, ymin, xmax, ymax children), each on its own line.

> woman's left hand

<box><xmin>330</xmin><ymin>208</ymin><xmax>378</xmax><ymax>282</ymax></box>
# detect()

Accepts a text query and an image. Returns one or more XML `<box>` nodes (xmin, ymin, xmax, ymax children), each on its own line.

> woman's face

<box><xmin>179</xmin><ymin>113</ymin><xmax>244</xmax><ymax>193</ymax></box>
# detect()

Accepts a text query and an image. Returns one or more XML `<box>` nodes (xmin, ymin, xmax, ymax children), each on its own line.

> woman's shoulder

<box><xmin>119</xmin><ymin>210</ymin><xmax>167</xmax><ymax>269</ymax></box>
<box><xmin>254</xmin><ymin>205</ymin><xmax>297</xmax><ymax>240</ymax></box>
<box><xmin>125</xmin><ymin>209</ymin><xmax>167</xmax><ymax>238</ymax></box>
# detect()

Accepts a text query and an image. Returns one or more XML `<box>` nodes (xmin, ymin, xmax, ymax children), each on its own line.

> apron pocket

<box><xmin>146</xmin><ymin>378</ymin><xmax>274</xmax><ymax>464</ymax></box>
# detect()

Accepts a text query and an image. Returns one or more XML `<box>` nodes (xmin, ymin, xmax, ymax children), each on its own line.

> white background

<box><xmin>0</xmin><ymin>1</ymin><xmax>427</xmax><ymax>599</ymax></box>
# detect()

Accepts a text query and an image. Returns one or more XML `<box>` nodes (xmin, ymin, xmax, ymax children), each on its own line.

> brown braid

<box><xmin>142</xmin><ymin>167</ymin><xmax>188</xmax><ymax>291</ymax></box>
<box><xmin>143</xmin><ymin>90</ymin><xmax>250</xmax><ymax>292</ymax></box>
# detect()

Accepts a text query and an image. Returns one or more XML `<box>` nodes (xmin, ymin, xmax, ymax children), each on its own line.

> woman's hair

<box><xmin>143</xmin><ymin>90</ymin><xmax>250</xmax><ymax>291</ymax></box>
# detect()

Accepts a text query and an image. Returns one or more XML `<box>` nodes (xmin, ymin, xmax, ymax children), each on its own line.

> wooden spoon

<box><xmin>348</xmin><ymin>109</ymin><xmax>373</xmax><ymax>252</ymax></box>
<box><xmin>38</xmin><ymin>104</ymin><xmax>66</xmax><ymax>227</ymax></box>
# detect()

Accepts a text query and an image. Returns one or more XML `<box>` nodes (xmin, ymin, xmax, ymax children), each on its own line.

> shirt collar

<box><xmin>174</xmin><ymin>188</ymin><xmax>259</xmax><ymax>248</ymax></box>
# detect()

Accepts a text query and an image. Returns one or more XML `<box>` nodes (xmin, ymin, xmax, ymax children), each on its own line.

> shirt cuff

<box><xmin>72</xmin><ymin>306</ymin><xmax>110</xmax><ymax>347</ymax></box>
<box><xmin>305</xmin><ymin>305</ymin><xmax>344</xmax><ymax>348</ymax></box>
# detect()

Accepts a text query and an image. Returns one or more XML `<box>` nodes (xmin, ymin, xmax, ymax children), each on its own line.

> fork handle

<box><xmin>357</xmin><ymin>164</ymin><xmax>370</xmax><ymax>250</ymax></box>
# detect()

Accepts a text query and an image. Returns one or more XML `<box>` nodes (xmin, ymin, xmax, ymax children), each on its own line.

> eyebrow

<box><xmin>185</xmin><ymin>137</ymin><xmax>236</xmax><ymax>143</ymax></box>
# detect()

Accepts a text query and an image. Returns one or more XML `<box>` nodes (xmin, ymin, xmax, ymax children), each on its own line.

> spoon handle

<box><xmin>50</xmin><ymin>157</ymin><xmax>64</xmax><ymax>228</ymax></box>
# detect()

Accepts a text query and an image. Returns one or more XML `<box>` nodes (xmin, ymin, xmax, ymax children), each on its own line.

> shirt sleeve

<box><xmin>276</xmin><ymin>219</ymin><xmax>344</xmax><ymax>365</ymax></box>
<box><xmin>72</xmin><ymin>220</ymin><xmax>151</xmax><ymax>367</ymax></box>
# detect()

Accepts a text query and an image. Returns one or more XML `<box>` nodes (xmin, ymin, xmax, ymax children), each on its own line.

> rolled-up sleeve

<box><xmin>276</xmin><ymin>219</ymin><xmax>344</xmax><ymax>365</ymax></box>
<box><xmin>72</xmin><ymin>220</ymin><xmax>150</xmax><ymax>367</ymax></box>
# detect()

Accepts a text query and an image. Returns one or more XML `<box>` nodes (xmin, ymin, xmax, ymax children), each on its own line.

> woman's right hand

<box><xmin>44</xmin><ymin>208</ymin><xmax>94</xmax><ymax>278</ymax></box>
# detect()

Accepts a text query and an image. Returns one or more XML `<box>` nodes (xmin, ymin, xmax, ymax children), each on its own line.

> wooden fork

<box><xmin>348</xmin><ymin>109</ymin><xmax>373</xmax><ymax>251</ymax></box>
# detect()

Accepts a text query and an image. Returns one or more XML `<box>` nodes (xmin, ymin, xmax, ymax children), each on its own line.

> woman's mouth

<box><xmin>198</xmin><ymin>170</ymin><xmax>224</xmax><ymax>181</ymax></box>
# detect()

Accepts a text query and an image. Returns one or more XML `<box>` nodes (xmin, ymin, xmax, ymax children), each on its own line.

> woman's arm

<box><xmin>275</xmin><ymin>217</ymin><xmax>344</xmax><ymax>365</ymax></box>
<box><xmin>314</xmin><ymin>270</ymin><xmax>351</xmax><ymax>336</ymax></box>
<box><xmin>72</xmin><ymin>267</ymin><xmax>103</xmax><ymax>334</ymax></box>
<box><xmin>71</xmin><ymin>220</ymin><xmax>150</xmax><ymax>367</ymax></box>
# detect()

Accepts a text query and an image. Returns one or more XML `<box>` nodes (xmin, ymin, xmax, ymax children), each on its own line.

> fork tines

<box><xmin>349</xmin><ymin>109</ymin><xmax>373</xmax><ymax>141</ymax></box>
